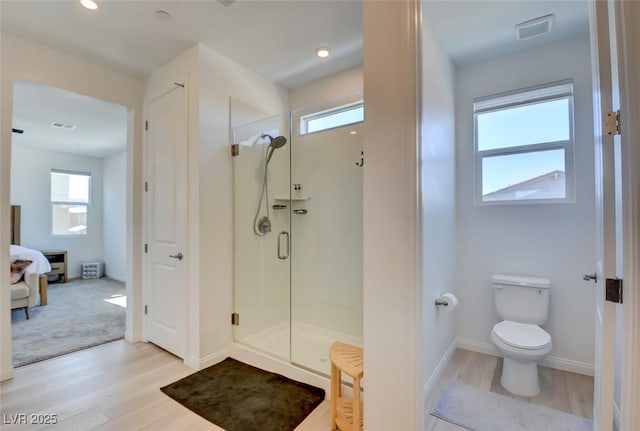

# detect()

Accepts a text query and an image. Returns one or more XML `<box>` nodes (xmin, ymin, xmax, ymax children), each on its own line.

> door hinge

<box><xmin>605</xmin><ymin>278</ymin><xmax>623</xmax><ymax>303</ymax></box>
<box><xmin>603</xmin><ymin>111</ymin><xmax>620</xmax><ymax>136</ymax></box>
<box><xmin>231</xmin><ymin>312</ymin><xmax>240</xmax><ymax>326</ymax></box>
<box><xmin>145</xmin><ymin>120</ymin><xmax>149</xmax><ymax>131</ymax></box>
<box><xmin>144</xmin><ymin>181</ymin><xmax>148</xmax><ymax>192</ymax></box>
<box><xmin>145</xmin><ymin>305</ymin><xmax>148</xmax><ymax>315</ymax></box>
<box><xmin>231</xmin><ymin>144</ymin><xmax>240</xmax><ymax>157</ymax></box>
<box><xmin>144</xmin><ymin>243</ymin><xmax>148</xmax><ymax>253</ymax></box>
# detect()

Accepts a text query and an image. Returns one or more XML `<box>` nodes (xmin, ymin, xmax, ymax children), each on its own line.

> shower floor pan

<box><xmin>240</xmin><ymin>321</ymin><xmax>363</xmax><ymax>376</ymax></box>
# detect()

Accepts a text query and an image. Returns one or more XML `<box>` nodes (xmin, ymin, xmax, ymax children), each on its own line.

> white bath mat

<box><xmin>431</xmin><ymin>381</ymin><xmax>593</xmax><ymax>431</ymax></box>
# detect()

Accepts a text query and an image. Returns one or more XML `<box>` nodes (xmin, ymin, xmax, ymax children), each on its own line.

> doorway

<box><xmin>9</xmin><ymin>80</ymin><xmax>129</xmax><ymax>366</ymax></box>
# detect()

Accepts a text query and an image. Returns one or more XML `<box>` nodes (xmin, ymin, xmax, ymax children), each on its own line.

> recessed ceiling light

<box><xmin>80</xmin><ymin>0</ymin><xmax>98</xmax><ymax>10</ymax></box>
<box><xmin>315</xmin><ymin>47</ymin><xmax>330</xmax><ymax>58</ymax></box>
<box><xmin>349</xmin><ymin>130</ymin><xmax>357</xmax><ymax>135</ymax></box>
<box><xmin>155</xmin><ymin>10</ymin><xmax>171</xmax><ymax>20</ymax></box>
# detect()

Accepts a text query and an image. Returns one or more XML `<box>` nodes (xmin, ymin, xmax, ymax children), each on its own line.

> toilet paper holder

<box><xmin>434</xmin><ymin>293</ymin><xmax>458</xmax><ymax>308</ymax></box>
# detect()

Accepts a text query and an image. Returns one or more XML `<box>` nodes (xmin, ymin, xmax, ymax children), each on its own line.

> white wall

<box><xmin>103</xmin><ymin>151</ymin><xmax>126</xmax><ymax>281</ymax></box>
<box><xmin>363</xmin><ymin>1</ymin><xmax>422</xmax><ymax>429</ymax></box>
<box><xmin>290</xmin><ymin>121</ymin><xmax>363</xmax><ymax>338</ymax></box>
<box><xmin>1</xmin><ymin>33</ymin><xmax>144</xmax><ymax>381</ymax></box>
<box><xmin>11</xmin><ymin>146</ymin><xmax>103</xmax><ymax>279</ymax></box>
<box><xmin>455</xmin><ymin>36</ymin><xmax>596</xmax><ymax>373</ymax></box>
<box><xmin>289</xmin><ymin>66</ymin><xmax>363</xmax><ymax>111</ymax></box>
<box><xmin>419</xmin><ymin>10</ymin><xmax>458</xmax><ymax>401</ymax></box>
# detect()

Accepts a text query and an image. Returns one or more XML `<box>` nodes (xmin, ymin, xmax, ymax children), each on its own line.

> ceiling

<box><xmin>422</xmin><ymin>1</ymin><xmax>590</xmax><ymax>66</ymax></box>
<box><xmin>12</xmin><ymin>80</ymin><xmax>128</xmax><ymax>158</ymax></box>
<box><xmin>3</xmin><ymin>1</ymin><xmax>589</xmax><ymax>158</ymax></box>
<box><xmin>0</xmin><ymin>0</ymin><xmax>364</xmax><ymax>89</ymax></box>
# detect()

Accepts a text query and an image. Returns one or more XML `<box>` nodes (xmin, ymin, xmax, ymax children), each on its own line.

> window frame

<box><xmin>50</xmin><ymin>169</ymin><xmax>92</xmax><ymax>236</ymax></box>
<box><xmin>299</xmin><ymin>100</ymin><xmax>364</xmax><ymax>135</ymax></box>
<box><xmin>473</xmin><ymin>80</ymin><xmax>576</xmax><ymax>206</ymax></box>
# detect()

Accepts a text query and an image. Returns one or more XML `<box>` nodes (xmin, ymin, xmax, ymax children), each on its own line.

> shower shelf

<box><xmin>274</xmin><ymin>196</ymin><xmax>311</xmax><ymax>201</ymax></box>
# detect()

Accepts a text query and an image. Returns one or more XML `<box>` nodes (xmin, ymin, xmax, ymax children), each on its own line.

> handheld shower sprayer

<box><xmin>253</xmin><ymin>134</ymin><xmax>288</xmax><ymax>236</ymax></box>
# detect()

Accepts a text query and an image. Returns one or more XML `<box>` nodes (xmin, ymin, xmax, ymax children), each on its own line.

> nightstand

<box><xmin>41</xmin><ymin>250</ymin><xmax>67</xmax><ymax>283</ymax></box>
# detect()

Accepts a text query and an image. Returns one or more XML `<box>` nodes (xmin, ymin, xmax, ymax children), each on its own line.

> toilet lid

<box><xmin>493</xmin><ymin>320</ymin><xmax>551</xmax><ymax>350</ymax></box>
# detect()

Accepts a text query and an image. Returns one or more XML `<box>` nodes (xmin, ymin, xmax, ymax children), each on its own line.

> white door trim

<box><xmin>614</xmin><ymin>2</ymin><xmax>640</xmax><ymax>429</ymax></box>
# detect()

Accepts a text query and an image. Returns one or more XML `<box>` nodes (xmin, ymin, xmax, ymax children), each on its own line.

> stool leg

<box><xmin>353</xmin><ymin>376</ymin><xmax>361</xmax><ymax>430</ymax></box>
<box><xmin>331</xmin><ymin>363</ymin><xmax>339</xmax><ymax>430</ymax></box>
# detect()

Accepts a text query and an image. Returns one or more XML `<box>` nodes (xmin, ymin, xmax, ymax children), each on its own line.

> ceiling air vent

<box><xmin>51</xmin><ymin>121</ymin><xmax>76</xmax><ymax>131</ymax></box>
<box><xmin>515</xmin><ymin>14</ymin><xmax>554</xmax><ymax>40</ymax></box>
<box><xmin>217</xmin><ymin>0</ymin><xmax>237</xmax><ymax>7</ymax></box>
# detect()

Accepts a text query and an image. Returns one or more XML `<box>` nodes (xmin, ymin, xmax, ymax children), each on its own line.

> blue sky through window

<box><xmin>477</xmin><ymin>97</ymin><xmax>570</xmax><ymax>199</ymax></box>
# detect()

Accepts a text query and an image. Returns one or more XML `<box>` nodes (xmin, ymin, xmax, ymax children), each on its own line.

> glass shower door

<box><xmin>232</xmin><ymin>113</ymin><xmax>291</xmax><ymax>361</ymax></box>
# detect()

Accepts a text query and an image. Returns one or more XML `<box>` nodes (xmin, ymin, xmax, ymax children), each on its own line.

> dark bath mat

<box><xmin>160</xmin><ymin>357</ymin><xmax>325</xmax><ymax>431</ymax></box>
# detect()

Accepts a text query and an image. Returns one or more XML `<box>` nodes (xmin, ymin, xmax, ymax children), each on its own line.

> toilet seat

<box><xmin>493</xmin><ymin>320</ymin><xmax>551</xmax><ymax>350</ymax></box>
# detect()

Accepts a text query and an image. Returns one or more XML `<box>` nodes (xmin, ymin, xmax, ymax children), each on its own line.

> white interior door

<box><xmin>144</xmin><ymin>86</ymin><xmax>187</xmax><ymax>358</ymax></box>
<box><xmin>590</xmin><ymin>1</ymin><xmax>621</xmax><ymax>429</ymax></box>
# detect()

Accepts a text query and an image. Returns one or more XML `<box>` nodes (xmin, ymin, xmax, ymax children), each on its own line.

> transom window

<box><xmin>300</xmin><ymin>101</ymin><xmax>363</xmax><ymax>135</ymax></box>
<box><xmin>474</xmin><ymin>80</ymin><xmax>575</xmax><ymax>204</ymax></box>
<box><xmin>51</xmin><ymin>169</ymin><xmax>91</xmax><ymax>235</ymax></box>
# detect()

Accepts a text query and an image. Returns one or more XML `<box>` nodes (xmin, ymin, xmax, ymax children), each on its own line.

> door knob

<box><xmin>169</xmin><ymin>252</ymin><xmax>184</xmax><ymax>260</ymax></box>
<box><xmin>583</xmin><ymin>273</ymin><xmax>598</xmax><ymax>283</ymax></box>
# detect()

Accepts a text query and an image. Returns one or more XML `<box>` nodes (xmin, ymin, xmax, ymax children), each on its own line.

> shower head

<box><xmin>262</xmin><ymin>134</ymin><xmax>287</xmax><ymax>149</ymax></box>
<box><xmin>263</xmin><ymin>134</ymin><xmax>287</xmax><ymax>163</ymax></box>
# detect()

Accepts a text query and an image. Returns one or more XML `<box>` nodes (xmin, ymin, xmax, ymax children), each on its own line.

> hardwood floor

<box><xmin>0</xmin><ymin>340</ymin><xmax>592</xmax><ymax>431</ymax></box>
<box><xmin>0</xmin><ymin>340</ymin><xmax>329</xmax><ymax>431</ymax></box>
<box><xmin>424</xmin><ymin>349</ymin><xmax>594</xmax><ymax>431</ymax></box>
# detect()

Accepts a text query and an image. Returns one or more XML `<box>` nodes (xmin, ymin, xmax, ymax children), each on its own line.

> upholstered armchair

<box><xmin>10</xmin><ymin>272</ymin><xmax>40</xmax><ymax>319</ymax></box>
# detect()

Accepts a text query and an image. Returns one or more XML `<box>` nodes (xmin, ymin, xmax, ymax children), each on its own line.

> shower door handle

<box><xmin>278</xmin><ymin>231</ymin><xmax>289</xmax><ymax>260</ymax></box>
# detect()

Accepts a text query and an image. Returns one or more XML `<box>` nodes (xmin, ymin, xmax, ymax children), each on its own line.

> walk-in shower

<box><xmin>232</xmin><ymin>95</ymin><xmax>363</xmax><ymax>376</ymax></box>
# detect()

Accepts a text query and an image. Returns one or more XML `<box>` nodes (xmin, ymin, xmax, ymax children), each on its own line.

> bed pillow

<box><xmin>10</xmin><ymin>259</ymin><xmax>32</xmax><ymax>284</ymax></box>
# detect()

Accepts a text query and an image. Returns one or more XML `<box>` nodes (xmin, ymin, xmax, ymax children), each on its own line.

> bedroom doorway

<box><xmin>9</xmin><ymin>80</ymin><xmax>129</xmax><ymax>366</ymax></box>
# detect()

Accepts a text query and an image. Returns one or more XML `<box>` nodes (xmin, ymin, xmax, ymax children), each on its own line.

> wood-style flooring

<box><xmin>425</xmin><ymin>349</ymin><xmax>594</xmax><ymax>431</ymax></box>
<box><xmin>0</xmin><ymin>340</ymin><xmax>593</xmax><ymax>430</ymax></box>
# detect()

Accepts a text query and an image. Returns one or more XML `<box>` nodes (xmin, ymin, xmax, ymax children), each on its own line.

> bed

<box><xmin>10</xmin><ymin>205</ymin><xmax>51</xmax><ymax>307</ymax></box>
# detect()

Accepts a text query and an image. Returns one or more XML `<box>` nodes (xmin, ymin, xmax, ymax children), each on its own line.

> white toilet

<box><xmin>490</xmin><ymin>274</ymin><xmax>552</xmax><ymax>397</ymax></box>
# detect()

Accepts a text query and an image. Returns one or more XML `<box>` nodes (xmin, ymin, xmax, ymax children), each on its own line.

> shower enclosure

<box><xmin>232</xmin><ymin>95</ymin><xmax>363</xmax><ymax>376</ymax></box>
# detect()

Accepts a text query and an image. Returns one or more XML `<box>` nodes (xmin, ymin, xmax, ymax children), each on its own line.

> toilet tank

<box><xmin>493</xmin><ymin>274</ymin><xmax>551</xmax><ymax>325</ymax></box>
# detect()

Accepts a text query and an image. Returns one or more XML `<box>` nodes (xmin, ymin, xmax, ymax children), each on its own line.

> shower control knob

<box><xmin>583</xmin><ymin>273</ymin><xmax>598</xmax><ymax>283</ymax></box>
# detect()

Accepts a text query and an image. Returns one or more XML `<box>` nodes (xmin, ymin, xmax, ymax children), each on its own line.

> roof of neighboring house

<box><xmin>484</xmin><ymin>170</ymin><xmax>565</xmax><ymax>198</ymax></box>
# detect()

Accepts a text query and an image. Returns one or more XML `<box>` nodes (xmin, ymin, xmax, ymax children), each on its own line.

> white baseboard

<box><xmin>0</xmin><ymin>367</ymin><xmax>14</xmax><ymax>382</ymax></box>
<box><xmin>455</xmin><ymin>337</ymin><xmax>594</xmax><ymax>376</ymax></box>
<box><xmin>184</xmin><ymin>348</ymin><xmax>229</xmax><ymax>370</ymax></box>
<box><xmin>424</xmin><ymin>339</ymin><xmax>457</xmax><ymax>399</ymax></box>
<box><xmin>613</xmin><ymin>401</ymin><xmax>621</xmax><ymax>431</ymax></box>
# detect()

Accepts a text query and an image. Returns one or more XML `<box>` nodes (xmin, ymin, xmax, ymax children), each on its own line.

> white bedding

<box><xmin>10</xmin><ymin>245</ymin><xmax>52</xmax><ymax>275</ymax></box>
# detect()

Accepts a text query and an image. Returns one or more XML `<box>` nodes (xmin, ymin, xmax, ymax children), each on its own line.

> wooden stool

<box><xmin>330</xmin><ymin>341</ymin><xmax>363</xmax><ymax>431</ymax></box>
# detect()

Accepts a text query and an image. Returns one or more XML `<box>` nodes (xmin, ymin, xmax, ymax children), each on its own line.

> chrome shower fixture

<box><xmin>253</xmin><ymin>134</ymin><xmax>288</xmax><ymax>236</ymax></box>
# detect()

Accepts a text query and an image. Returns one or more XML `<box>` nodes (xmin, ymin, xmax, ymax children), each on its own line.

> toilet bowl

<box><xmin>490</xmin><ymin>274</ymin><xmax>552</xmax><ymax>397</ymax></box>
<box><xmin>491</xmin><ymin>320</ymin><xmax>552</xmax><ymax>396</ymax></box>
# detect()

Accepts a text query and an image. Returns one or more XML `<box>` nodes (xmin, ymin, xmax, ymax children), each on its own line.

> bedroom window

<box><xmin>474</xmin><ymin>80</ymin><xmax>575</xmax><ymax>204</ymax></box>
<box><xmin>51</xmin><ymin>170</ymin><xmax>91</xmax><ymax>235</ymax></box>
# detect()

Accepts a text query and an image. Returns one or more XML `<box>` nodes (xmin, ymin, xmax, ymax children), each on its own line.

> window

<box><xmin>474</xmin><ymin>80</ymin><xmax>574</xmax><ymax>204</ymax></box>
<box><xmin>51</xmin><ymin>170</ymin><xmax>91</xmax><ymax>235</ymax></box>
<box><xmin>300</xmin><ymin>101</ymin><xmax>363</xmax><ymax>135</ymax></box>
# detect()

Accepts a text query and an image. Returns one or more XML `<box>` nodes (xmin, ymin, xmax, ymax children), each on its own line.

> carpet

<box><xmin>161</xmin><ymin>357</ymin><xmax>325</xmax><ymax>431</ymax></box>
<box><xmin>11</xmin><ymin>277</ymin><xmax>126</xmax><ymax>367</ymax></box>
<box><xmin>431</xmin><ymin>381</ymin><xmax>593</xmax><ymax>431</ymax></box>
